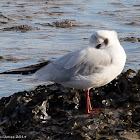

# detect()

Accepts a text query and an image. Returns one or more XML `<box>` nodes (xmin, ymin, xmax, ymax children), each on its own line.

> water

<box><xmin>0</xmin><ymin>0</ymin><xmax>140</xmax><ymax>97</ymax></box>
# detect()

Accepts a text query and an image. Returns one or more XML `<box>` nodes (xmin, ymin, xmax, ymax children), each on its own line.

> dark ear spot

<box><xmin>104</xmin><ymin>38</ymin><xmax>109</xmax><ymax>45</ymax></box>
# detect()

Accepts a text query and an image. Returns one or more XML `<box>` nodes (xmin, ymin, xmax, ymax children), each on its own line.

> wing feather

<box><xmin>35</xmin><ymin>47</ymin><xmax>112</xmax><ymax>82</ymax></box>
<box><xmin>53</xmin><ymin>47</ymin><xmax>112</xmax><ymax>77</ymax></box>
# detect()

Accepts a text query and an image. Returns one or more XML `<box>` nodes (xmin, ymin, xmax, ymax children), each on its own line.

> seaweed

<box><xmin>1</xmin><ymin>25</ymin><xmax>40</xmax><ymax>32</ymax></box>
<box><xmin>0</xmin><ymin>69</ymin><xmax>140</xmax><ymax>140</ymax></box>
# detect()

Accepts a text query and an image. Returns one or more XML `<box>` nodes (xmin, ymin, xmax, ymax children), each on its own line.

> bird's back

<box><xmin>35</xmin><ymin>30</ymin><xmax>126</xmax><ymax>89</ymax></box>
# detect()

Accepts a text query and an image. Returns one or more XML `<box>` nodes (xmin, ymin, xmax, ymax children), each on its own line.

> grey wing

<box><xmin>35</xmin><ymin>47</ymin><xmax>112</xmax><ymax>82</ymax></box>
<box><xmin>64</xmin><ymin>48</ymin><xmax>112</xmax><ymax>76</ymax></box>
<box><xmin>34</xmin><ymin>50</ymin><xmax>79</xmax><ymax>81</ymax></box>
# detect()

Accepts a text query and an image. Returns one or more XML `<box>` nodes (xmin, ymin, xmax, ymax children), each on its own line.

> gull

<box><xmin>34</xmin><ymin>30</ymin><xmax>126</xmax><ymax>114</ymax></box>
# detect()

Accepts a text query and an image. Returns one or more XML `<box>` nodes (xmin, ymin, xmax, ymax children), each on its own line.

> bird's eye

<box><xmin>96</xmin><ymin>44</ymin><xmax>101</xmax><ymax>49</ymax></box>
<box><xmin>104</xmin><ymin>38</ymin><xmax>109</xmax><ymax>45</ymax></box>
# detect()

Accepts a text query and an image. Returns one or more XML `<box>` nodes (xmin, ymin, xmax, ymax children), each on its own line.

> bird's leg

<box><xmin>86</xmin><ymin>90</ymin><xmax>103</xmax><ymax>114</ymax></box>
<box><xmin>86</xmin><ymin>89</ymin><xmax>94</xmax><ymax>113</ymax></box>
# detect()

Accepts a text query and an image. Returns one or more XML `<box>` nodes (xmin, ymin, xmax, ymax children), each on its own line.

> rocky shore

<box><xmin>0</xmin><ymin>69</ymin><xmax>140</xmax><ymax>140</ymax></box>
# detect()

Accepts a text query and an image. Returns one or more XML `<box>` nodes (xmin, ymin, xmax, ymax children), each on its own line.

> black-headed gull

<box><xmin>35</xmin><ymin>30</ymin><xmax>126</xmax><ymax>114</ymax></box>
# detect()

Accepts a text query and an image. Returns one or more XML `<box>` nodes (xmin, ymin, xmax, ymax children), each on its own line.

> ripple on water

<box><xmin>0</xmin><ymin>0</ymin><xmax>140</xmax><ymax>97</ymax></box>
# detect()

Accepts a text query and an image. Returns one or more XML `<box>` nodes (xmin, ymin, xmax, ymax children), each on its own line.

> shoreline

<box><xmin>0</xmin><ymin>69</ymin><xmax>140</xmax><ymax>139</ymax></box>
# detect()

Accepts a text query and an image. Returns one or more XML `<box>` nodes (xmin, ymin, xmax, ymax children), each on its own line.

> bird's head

<box><xmin>89</xmin><ymin>30</ymin><xmax>119</xmax><ymax>49</ymax></box>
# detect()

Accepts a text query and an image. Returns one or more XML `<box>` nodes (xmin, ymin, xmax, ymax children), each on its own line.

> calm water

<box><xmin>0</xmin><ymin>0</ymin><xmax>140</xmax><ymax>97</ymax></box>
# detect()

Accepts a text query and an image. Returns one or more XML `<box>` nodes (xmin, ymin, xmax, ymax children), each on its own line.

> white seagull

<box><xmin>34</xmin><ymin>30</ymin><xmax>126</xmax><ymax>114</ymax></box>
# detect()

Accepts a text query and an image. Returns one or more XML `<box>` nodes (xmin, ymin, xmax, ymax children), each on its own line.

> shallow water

<box><xmin>0</xmin><ymin>0</ymin><xmax>140</xmax><ymax>97</ymax></box>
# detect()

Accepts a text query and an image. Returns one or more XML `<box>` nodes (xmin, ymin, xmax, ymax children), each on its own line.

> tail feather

<box><xmin>0</xmin><ymin>61</ymin><xmax>50</xmax><ymax>75</ymax></box>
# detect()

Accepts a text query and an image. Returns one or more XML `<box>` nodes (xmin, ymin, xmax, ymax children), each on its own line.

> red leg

<box><xmin>86</xmin><ymin>90</ymin><xmax>103</xmax><ymax>114</ymax></box>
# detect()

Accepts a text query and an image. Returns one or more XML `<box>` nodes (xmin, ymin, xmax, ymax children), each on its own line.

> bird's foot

<box><xmin>87</xmin><ymin>108</ymin><xmax>104</xmax><ymax>114</ymax></box>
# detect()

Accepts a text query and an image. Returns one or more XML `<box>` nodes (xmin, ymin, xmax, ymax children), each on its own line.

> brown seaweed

<box><xmin>0</xmin><ymin>69</ymin><xmax>140</xmax><ymax>139</ymax></box>
<box><xmin>1</xmin><ymin>24</ymin><xmax>40</xmax><ymax>32</ymax></box>
<box><xmin>120</xmin><ymin>37</ymin><xmax>140</xmax><ymax>43</ymax></box>
<box><xmin>36</xmin><ymin>19</ymin><xmax>91</xmax><ymax>28</ymax></box>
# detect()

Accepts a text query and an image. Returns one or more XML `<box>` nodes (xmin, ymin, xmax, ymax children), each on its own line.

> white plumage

<box><xmin>35</xmin><ymin>30</ymin><xmax>126</xmax><ymax>90</ymax></box>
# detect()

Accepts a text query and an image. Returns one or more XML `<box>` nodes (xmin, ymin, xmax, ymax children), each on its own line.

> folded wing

<box><xmin>35</xmin><ymin>47</ymin><xmax>112</xmax><ymax>82</ymax></box>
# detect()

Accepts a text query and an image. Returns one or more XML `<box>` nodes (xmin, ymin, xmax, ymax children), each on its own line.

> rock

<box><xmin>124</xmin><ymin>21</ymin><xmax>140</xmax><ymax>26</ymax></box>
<box><xmin>120</xmin><ymin>37</ymin><xmax>140</xmax><ymax>43</ymax></box>
<box><xmin>1</xmin><ymin>24</ymin><xmax>40</xmax><ymax>32</ymax></box>
<box><xmin>0</xmin><ymin>56</ymin><xmax>4</xmax><ymax>60</ymax></box>
<box><xmin>36</xmin><ymin>19</ymin><xmax>91</xmax><ymax>28</ymax></box>
<box><xmin>37</xmin><ymin>19</ymin><xmax>74</xmax><ymax>28</ymax></box>
<box><xmin>0</xmin><ymin>69</ymin><xmax>140</xmax><ymax>139</ymax></box>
